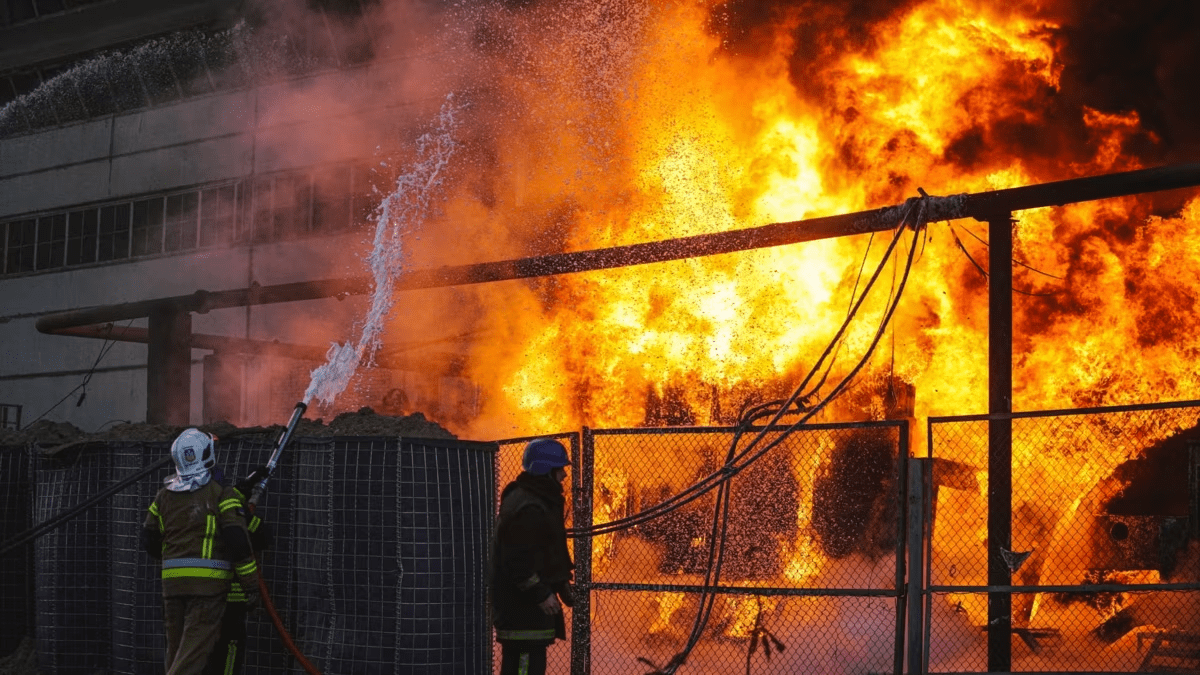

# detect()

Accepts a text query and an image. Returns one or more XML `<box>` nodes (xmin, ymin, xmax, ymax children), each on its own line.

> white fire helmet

<box><xmin>165</xmin><ymin>428</ymin><xmax>217</xmax><ymax>492</ymax></box>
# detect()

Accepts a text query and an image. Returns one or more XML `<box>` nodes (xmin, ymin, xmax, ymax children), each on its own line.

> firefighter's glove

<box><xmin>236</xmin><ymin>466</ymin><xmax>270</xmax><ymax>497</ymax></box>
<box><xmin>244</xmin><ymin>588</ymin><xmax>263</xmax><ymax>614</ymax></box>
<box><xmin>537</xmin><ymin>592</ymin><xmax>562</xmax><ymax>616</ymax></box>
<box><xmin>555</xmin><ymin>582</ymin><xmax>575</xmax><ymax>608</ymax></box>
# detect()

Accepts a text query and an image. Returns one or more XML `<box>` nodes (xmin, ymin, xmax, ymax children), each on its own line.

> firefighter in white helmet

<box><xmin>142</xmin><ymin>429</ymin><xmax>261</xmax><ymax>675</ymax></box>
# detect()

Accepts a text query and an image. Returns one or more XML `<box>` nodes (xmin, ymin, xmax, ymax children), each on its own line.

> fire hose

<box><xmin>246</xmin><ymin>401</ymin><xmax>322</xmax><ymax>675</ymax></box>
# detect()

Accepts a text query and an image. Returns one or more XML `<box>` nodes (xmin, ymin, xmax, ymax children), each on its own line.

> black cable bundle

<box><xmin>599</xmin><ymin>196</ymin><xmax>931</xmax><ymax>674</ymax></box>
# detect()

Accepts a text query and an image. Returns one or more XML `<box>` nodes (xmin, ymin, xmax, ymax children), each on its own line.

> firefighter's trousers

<box><xmin>164</xmin><ymin>595</ymin><xmax>226</xmax><ymax>675</ymax></box>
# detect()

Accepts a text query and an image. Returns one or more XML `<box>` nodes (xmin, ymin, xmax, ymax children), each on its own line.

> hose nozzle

<box><xmin>250</xmin><ymin>401</ymin><xmax>307</xmax><ymax>506</ymax></box>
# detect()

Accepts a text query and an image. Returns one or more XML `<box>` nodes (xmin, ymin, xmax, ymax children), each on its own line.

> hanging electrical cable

<box><xmin>569</xmin><ymin>197</ymin><xmax>928</xmax><ymax>539</ymax></box>
<box><xmin>653</xmin><ymin>201</ymin><xmax>928</xmax><ymax>674</ymax></box>
<box><xmin>953</xmin><ymin>220</ymin><xmax>1066</xmax><ymax>279</ymax></box>
<box><xmin>948</xmin><ymin>222</ymin><xmax>1062</xmax><ymax>297</ymax></box>
<box><xmin>21</xmin><ymin>320</ymin><xmax>131</xmax><ymax>429</ymax></box>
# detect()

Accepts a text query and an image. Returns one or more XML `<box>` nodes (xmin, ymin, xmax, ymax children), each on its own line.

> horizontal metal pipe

<box><xmin>926</xmin><ymin>397</ymin><xmax>1200</xmax><ymax>423</ymax></box>
<box><xmin>36</xmin><ymin>278</ymin><xmax>370</xmax><ymax>333</ymax></box>
<box><xmin>35</xmin><ymin>161</ymin><xmax>1200</xmax><ymax>335</ymax></box>
<box><xmin>587</xmin><ymin>582</ymin><xmax>899</xmax><ymax>597</ymax></box>
<box><xmin>960</xmin><ymin>161</ymin><xmax>1200</xmax><ymax>219</ymax></box>
<box><xmin>50</xmin><ymin>324</ymin><xmax>465</xmax><ymax>370</ymax></box>
<box><xmin>927</xmin><ymin>583</ymin><xmax>1200</xmax><ymax>593</ymax></box>
<box><xmin>53</xmin><ymin>323</ymin><xmax>331</xmax><ymax>360</ymax></box>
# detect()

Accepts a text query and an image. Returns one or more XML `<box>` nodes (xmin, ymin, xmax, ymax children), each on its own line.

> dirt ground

<box><xmin>0</xmin><ymin>406</ymin><xmax>456</xmax><ymax>451</ymax></box>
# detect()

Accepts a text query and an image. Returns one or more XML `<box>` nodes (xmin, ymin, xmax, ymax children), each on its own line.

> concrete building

<box><xmin>0</xmin><ymin>0</ymin><xmax>474</xmax><ymax>432</ymax></box>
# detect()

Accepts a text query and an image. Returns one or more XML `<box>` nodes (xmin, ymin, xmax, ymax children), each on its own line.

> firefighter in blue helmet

<box><xmin>493</xmin><ymin>439</ymin><xmax>575</xmax><ymax>675</ymax></box>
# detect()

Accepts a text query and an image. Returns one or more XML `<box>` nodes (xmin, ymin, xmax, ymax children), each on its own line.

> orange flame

<box><xmin>388</xmin><ymin>0</ymin><xmax>1200</xmax><ymax>646</ymax></box>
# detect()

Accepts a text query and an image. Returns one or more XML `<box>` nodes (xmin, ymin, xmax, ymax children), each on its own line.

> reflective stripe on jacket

<box><xmin>144</xmin><ymin>481</ymin><xmax>259</xmax><ymax>597</ymax></box>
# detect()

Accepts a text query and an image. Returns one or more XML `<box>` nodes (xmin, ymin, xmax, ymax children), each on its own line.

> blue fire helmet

<box><xmin>522</xmin><ymin>438</ymin><xmax>570</xmax><ymax>475</ymax></box>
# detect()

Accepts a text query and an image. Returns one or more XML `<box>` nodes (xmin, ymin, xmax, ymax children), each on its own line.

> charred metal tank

<box><xmin>1089</xmin><ymin>430</ymin><xmax>1200</xmax><ymax>576</ymax></box>
<box><xmin>634</xmin><ymin>440</ymin><xmax>798</xmax><ymax>580</ymax></box>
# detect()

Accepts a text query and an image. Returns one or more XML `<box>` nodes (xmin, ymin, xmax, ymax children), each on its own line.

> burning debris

<box><xmin>812</xmin><ymin>427</ymin><xmax>899</xmax><ymax>561</ymax></box>
<box><xmin>634</xmin><ymin>446</ymin><xmax>797</xmax><ymax>581</ymax></box>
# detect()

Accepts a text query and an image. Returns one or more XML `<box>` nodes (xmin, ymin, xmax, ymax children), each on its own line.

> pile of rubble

<box><xmin>0</xmin><ymin>407</ymin><xmax>456</xmax><ymax>452</ymax></box>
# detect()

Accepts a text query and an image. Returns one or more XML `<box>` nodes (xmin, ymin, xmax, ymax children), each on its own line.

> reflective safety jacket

<box><xmin>143</xmin><ymin>481</ymin><xmax>260</xmax><ymax>597</ymax></box>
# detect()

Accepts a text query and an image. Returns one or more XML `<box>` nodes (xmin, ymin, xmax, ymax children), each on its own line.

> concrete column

<box><xmin>147</xmin><ymin>307</ymin><xmax>191</xmax><ymax>425</ymax></box>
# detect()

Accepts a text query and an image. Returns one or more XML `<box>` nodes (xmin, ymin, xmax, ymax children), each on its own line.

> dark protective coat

<box><xmin>491</xmin><ymin>472</ymin><xmax>574</xmax><ymax>644</ymax></box>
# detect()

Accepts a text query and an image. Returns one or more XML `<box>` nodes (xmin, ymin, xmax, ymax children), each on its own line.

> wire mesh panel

<box><xmin>586</xmin><ymin>422</ymin><xmax>907</xmax><ymax>675</ymax></box>
<box><xmin>32</xmin><ymin>442</ymin><xmax>122</xmax><ymax>673</ymax></box>
<box><xmin>2</xmin><ymin>435</ymin><xmax>496</xmax><ymax>675</ymax></box>
<box><xmin>592</xmin><ymin>590</ymin><xmax>901</xmax><ymax>674</ymax></box>
<box><xmin>110</xmin><ymin>441</ymin><xmax>170</xmax><ymax>673</ymax></box>
<box><xmin>0</xmin><ymin>445</ymin><xmax>34</xmax><ymax>659</ymax></box>
<box><xmin>927</xmin><ymin>401</ymin><xmax>1200</xmax><ymax>672</ymax></box>
<box><xmin>396</xmin><ymin>438</ymin><xmax>497</xmax><ymax>674</ymax></box>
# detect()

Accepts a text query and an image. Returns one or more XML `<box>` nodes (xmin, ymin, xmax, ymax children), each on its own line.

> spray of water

<box><xmin>0</xmin><ymin>21</ymin><xmax>329</xmax><ymax>139</ymax></box>
<box><xmin>303</xmin><ymin>95</ymin><xmax>462</xmax><ymax>407</ymax></box>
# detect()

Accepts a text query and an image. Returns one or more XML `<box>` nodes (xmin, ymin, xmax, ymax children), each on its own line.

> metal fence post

<box><xmin>906</xmin><ymin>456</ymin><xmax>930</xmax><ymax>674</ymax></box>
<box><xmin>570</xmin><ymin>428</ymin><xmax>593</xmax><ymax>675</ymax></box>
<box><xmin>894</xmin><ymin>421</ymin><xmax>910</xmax><ymax>675</ymax></box>
<box><xmin>1190</xmin><ymin>442</ymin><xmax>1199</xmax><ymax>541</ymax></box>
<box><xmin>987</xmin><ymin>212</ymin><xmax>1014</xmax><ymax>672</ymax></box>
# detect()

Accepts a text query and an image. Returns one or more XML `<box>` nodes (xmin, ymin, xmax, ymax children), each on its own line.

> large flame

<box><xmin>377</xmin><ymin>0</ymin><xmax>1200</xmax><ymax>654</ymax></box>
<box><xmin>447</xmin><ymin>0</ymin><xmax>1200</xmax><ymax>441</ymax></box>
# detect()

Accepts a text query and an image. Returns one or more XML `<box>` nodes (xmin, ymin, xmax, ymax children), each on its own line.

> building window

<box><xmin>313</xmin><ymin>165</ymin><xmax>353</xmax><ymax>233</ymax></box>
<box><xmin>131</xmin><ymin>197</ymin><xmax>165</xmax><ymax>257</ymax></box>
<box><xmin>0</xmin><ymin>404</ymin><xmax>20</xmax><ymax>431</ymax></box>
<box><xmin>66</xmin><ymin>208</ymin><xmax>98</xmax><ymax>265</ymax></box>
<box><xmin>36</xmin><ymin>213</ymin><xmax>66</xmax><ymax>270</ymax></box>
<box><xmin>0</xmin><ymin>164</ymin><xmax>374</xmax><ymax>276</ymax></box>
<box><xmin>5</xmin><ymin>219</ymin><xmax>36</xmax><ymax>274</ymax></box>
<box><xmin>98</xmin><ymin>204</ymin><xmax>131</xmax><ymax>261</ymax></box>
<box><xmin>163</xmin><ymin>192</ymin><xmax>199</xmax><ymax>252</ymax></box>
<box><xmin>199</xmin><ymin>185</ymin><xmax>238</xmax><ymax>248</ymax></box>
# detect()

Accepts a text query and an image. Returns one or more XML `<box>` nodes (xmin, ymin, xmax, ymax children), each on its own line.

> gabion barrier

<box><xmin>926</xmin><ymin>400</ymin><xmax>1200</xmax><ymax>673</ymax></box>
<box><xmin>0</xmin><ymin>436</ymin><xmax>495</xmax><ymax>675</ymax></box>
<box><xmin>502</xmin><ymin>421</ymin><xmax>910</xmax><ymax>675</ymax></box>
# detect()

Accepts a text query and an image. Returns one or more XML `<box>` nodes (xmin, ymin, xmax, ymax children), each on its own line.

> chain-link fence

<box><xmin>0</xmin><ymin>435</ymin><xmax>495</xmax><ymax>674</ymax></box>
<box><xmin>926</xmin><ymin>400</ymin><xmax>1200</xmax><ymax>673</ymax></box>
<box><xmin>22</xmin><ymin>403</ymin><xmax>1198</xmax><ymax>675</ymax></box>
<box><xmin>497</xmin><ymin>421</ymin><xmax>909</xmax><ymax>675</ymax></box>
